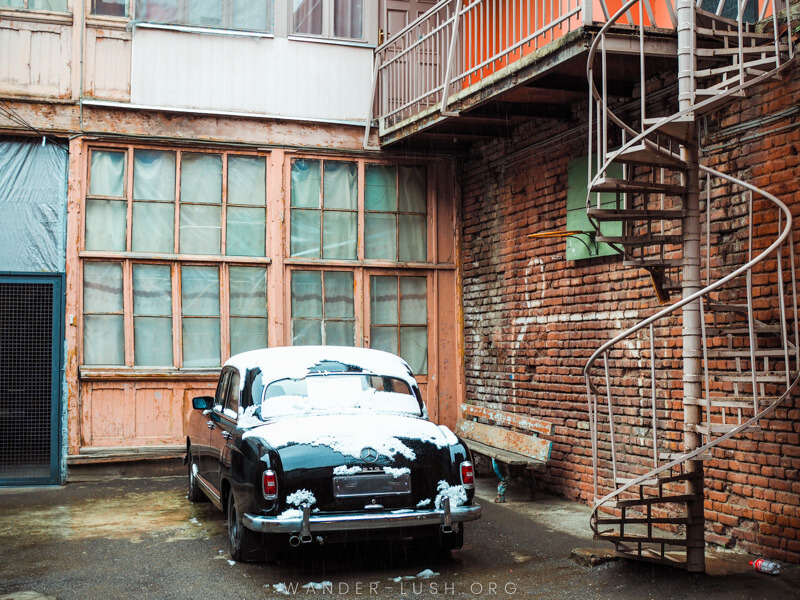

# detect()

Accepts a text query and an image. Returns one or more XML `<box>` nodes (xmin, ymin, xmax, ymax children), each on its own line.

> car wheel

<box><xmin>227</xmin><ymin>493</ymin><xmax>265</xmax><ymax>562</ymax></box>
<box><xmin>186</xmin><ymin>449</ymin><xmax>207</xmax><ymax>502</ymax></box>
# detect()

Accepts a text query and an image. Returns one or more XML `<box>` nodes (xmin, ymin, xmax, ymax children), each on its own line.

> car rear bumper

<box><xmin>243</xmin><ymin>499</ymin><xmax>481</xmax><ymax>537</ymax></box>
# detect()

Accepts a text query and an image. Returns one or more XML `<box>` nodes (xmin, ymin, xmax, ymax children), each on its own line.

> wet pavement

<box><xmin>1</xmin><ymin>474</ymin><xmax>798</xmax><ymax>600</ymax></box>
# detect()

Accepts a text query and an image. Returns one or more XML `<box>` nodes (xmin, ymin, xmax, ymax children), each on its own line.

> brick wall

<box><xmin>459</xmin><ymin>59</ymin><xmax>799</xmax><ymax>561</ymax></box>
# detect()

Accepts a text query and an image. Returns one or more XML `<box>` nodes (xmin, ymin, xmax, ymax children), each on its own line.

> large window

<box><xmin>82</xmin><ymin>145</ymin><xmax>269</xmax><ymax>368</ymax></box>
<box><xmin>1</xmin><ymin>0</ymin><xmax>67</xmax><ymax>10</ymax></box>
<box><xmin>370</xmin><ymin>275</ymin><xmax>427</xmax><ymax>375</ymax></box>
<box><xmin>135</xmin><ymin>0</ymin><xmax>273</xmax><ymax>33</ymax></box>
<box><xmin>289</xmin><ymin>160</ymin><xmax>428</xmax><ymax>263</ymax></box>
<box><xmin>86</xmin><ymin>147</ymin><xmax>267</xmax><ymax>257</ymax></box>
<box><xmin>291</xmin><ymin>270</ymin><xmax>355</xmax><ymax>346</ymax></box>
<box><xmin>365</xmin><ymin>165</ymin><xmax>427</xmax><ymax>262</ymax></box>
<box><xmin>292</xmin><ymin>0</ymin><xmax>364</xmax><ymax>40</ymax></box>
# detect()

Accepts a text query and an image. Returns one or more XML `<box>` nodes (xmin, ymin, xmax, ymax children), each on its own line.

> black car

<box><xmin>185</xmin><ymin>346</ymin><xmax>481</xmax><ymax>562</ymax></box>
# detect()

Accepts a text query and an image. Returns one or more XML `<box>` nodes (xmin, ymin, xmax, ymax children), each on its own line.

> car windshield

<box><xmin>257</xmin><ymin>373</ymin><xmax>421</xmax><ymax>419</ymax></box>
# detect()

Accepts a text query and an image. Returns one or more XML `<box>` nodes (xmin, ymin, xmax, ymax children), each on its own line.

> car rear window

<box><xmin>258</xmin><ymin>373</ymin><xmax>421</xmax><ymax>418</ymax></box>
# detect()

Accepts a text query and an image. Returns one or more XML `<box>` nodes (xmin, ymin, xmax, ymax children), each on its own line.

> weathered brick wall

<box><xmin>459</xmin><ymin>59</ymin><xmax>799</xmax><ymax>561</ymax></box>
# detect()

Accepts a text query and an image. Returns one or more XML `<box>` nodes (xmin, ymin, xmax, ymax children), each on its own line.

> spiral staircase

<box><xmin>584</xmin><ymin>0</ymin><xmax>798</xmax><ymax>571</ymax></box>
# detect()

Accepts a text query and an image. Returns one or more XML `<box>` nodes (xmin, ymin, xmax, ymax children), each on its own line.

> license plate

<box><xmin>333</xmin><ymin>473</ymin><xmax>411</xmax><ymax>497</ymax></box>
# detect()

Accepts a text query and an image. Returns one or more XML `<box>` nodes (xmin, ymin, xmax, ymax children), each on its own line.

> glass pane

<box><xmin>400</xmin><ymin>326</ymin><xmax>428</xmax><ymax>374</ymax></box>
<box><xmin>134</xmin><ymin>317</ymin><xmax>173</xmax><ymax>366</ymax></box>
<box><xmin>233</xmin><ymin>0</ymin><xmax>271</xmax><ymax>31</ymax></box>
<box><xmin>399</xmin><ymin>165</ymin><xmax>426</xmax><ymax>213</ymax></box>
<box><xmin>370</xmin><ymin>276</ymin><xmax>397</xmax><ymax>325</ymax></box>
<box><xmin>182</xmin><ymin>318</ymin><xmax>221</xmax><ymax>367</ymax></box>
<box><xmin>290</xmin><ymin>208</ymin><xmax>320</xmax><ymax>258</ymax></box>
<box><xmin>322</xmin><ymin>211</ymin><xmax>356</xmax><ymax>260</ymax></box>
<box><xmin>292</xmin><ymin>0</ymin><xmax>322</xmax><ymax>34</ymax></box>
<box><xmin>229</xmin><ymin>266</ymin><xmax>267</xmax><ymax>317</ymax></box>
<box><xmin>323</xmin><ymin>161</ymin><xmax>357</xmax><ymax>209</ymax></box>
<box><xmin>291</xmin><ymin>270</ymin><xmax>322</xmax><ymax>318</ymax></box>
<box><xmin>399</xmin><ymin>214</ymin><xmax>427</xmax><ymax>262</ymax></box>
<box><xmin>181</xmin><ymin>266</ymin><xmax>220</xmax><ymax>317</ymax></box>
<box><xmin>226</xmin><ymin>206</ymin><xmax>266</xmax><ymax>257</ymax></box>
<box><xmin>92</xmin><ymin>0</ymin><xmax>128</xmax><ymax>16</ymax></box>
<box><xmin>181</xmin><ymin>153</ymin><xmax>222</xmax><ymax>204</ymax></box>
<box><xmin>333</xmin><ymin>0</ymin><xmax>362</xmax><ymax>38</ymax></box>
<box><xmin>231</xmin><ymin>317</ymin><xmax>268</xmax><ymax>355</ymax></box>
<box><xmin>132</xmin><ymin>201</ymin><xmax>174</xmax><ymax>253</ymax></box>
<box><xmin>365</xmin><ymin>213</ymin><xmax>396</xmax><ymax>260</ymax></box>
<box><xmin>133</xmin><ymin>264</ymin><xmax>172</xmax><ymax>316</ymax></box>
<box><xmin>291</xmin><ymin>159</ymin><xmax>321</xmax><ymax>208</ymax></box>
<box><xmin>325</xmin><ymin>320</ymin><xmax>354</xmax><ymax>346</ymax></box>
<box><xmin>83</xmin><ymin>315</ymin><xmax>124</xmax><ymax>365</ymax></box>
<box><xmin>370</xmin><ymin>326</ymin><xmax>397</xmax><ymax>356</ymax></box>
<box><xmin>293</xmin><ymin>319</ymin><xmax>322</xmax><ymax>345</ymax></box>
<box><xmin>400</xmin><ymin>277</ymin><xmax>427</xmax><ymax>325</ymax></box>
<box><xmin>365</xmin><ymin>165</ymin><xmax>396</xmax><ymax>211</ymax></box>
<box><xmin>85</xmin><ymin>199</ymin><xmax>127</xmax><ymax>251</ymax></box>
<box><xmin>228</xmin><ymin>155</ymin><xmax>266</xmax><ymax>206</ymax></box>
<box><xmin>83</xmin><ymin>262</ymin><xmax>123</xmax><ymax>313</ymax></box>
<box><xmin>187</xmin><ymin>0</ymin><xmax>222</xmax><ymax>26</ymax></box>
<box><xmin>136</xmin><ymin>0</ymin><xmax>178</xmax><ymax>21</ymax></box>
<box><xmin>29</xmin><ymin>0</ymin><xmax>68</xmax><ymax>10</ymax></box>
<box><xmin>89</xmin><ymin>150</ymin><xmax>125</xmax><ymax>197</ymax></box>
<box><xmin>180</xmin><ymin>204</ymin><xmax>221</xmax><ymax>255</ymax></box>
<box><xmin>133</xmin><ymin>149</ymin><xmax>175</xmax><ymax>201</ymax></box>
<box><xmin>324</xmin><ymin>271</ymin><xmax>354</xmax><ymax>318</ymax></box>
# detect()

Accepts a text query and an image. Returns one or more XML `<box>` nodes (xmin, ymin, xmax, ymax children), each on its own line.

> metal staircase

<box><xmin>584</xmin><ymin>0</ymin><xmax>797</xmax><ymax>571</ymax></box>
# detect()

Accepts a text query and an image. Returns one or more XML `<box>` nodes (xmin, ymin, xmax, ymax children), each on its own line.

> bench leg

<box><xmin>492</xmin><ymin>458</ymin><xmax>510</xmax><ymax>503</ymax></box>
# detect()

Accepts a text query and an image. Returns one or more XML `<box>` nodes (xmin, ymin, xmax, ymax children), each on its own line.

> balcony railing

<box><xmin>369</xmin><ymin>0</ymin><xmax>680</xmax><ymax>142</ymax></box>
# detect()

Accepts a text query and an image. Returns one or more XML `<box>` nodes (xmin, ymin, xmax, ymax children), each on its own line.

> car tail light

<box><xmin>460</xmin><ymin>461</ymin><xmax>475</xmax><ymax>488</ymax></box>
<box><xmin>262</xmin><ymin>470</ymin><xmax>278</xmax><ymax>499</ymax></box>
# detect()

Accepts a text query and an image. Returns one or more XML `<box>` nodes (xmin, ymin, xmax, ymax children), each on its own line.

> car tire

<box><xmin>228</xmin><ymin>493</ymin><xmax>265</xmax><ymax>562</ymax></box>
<box><xmin>186</xmin><ymin>449</ymin><xmax>207</xmax><ymax>503</ymax></box>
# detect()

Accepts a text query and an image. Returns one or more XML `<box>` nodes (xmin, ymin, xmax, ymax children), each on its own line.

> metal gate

<box><xmin>0</xmin><ymin>275</ymin><xmax>63</xmax><ymax>485</ymax></box>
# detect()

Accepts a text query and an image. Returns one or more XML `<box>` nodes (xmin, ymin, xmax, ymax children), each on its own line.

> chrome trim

<box><xmin>243</xmin><ymin>503</ymin><xmax>482</xmax><ymax>534</ymax></box>
<box><xmin>195</xmin><ymin>473</ymin><xmax>222</xmax><ymax>511</ymax></box>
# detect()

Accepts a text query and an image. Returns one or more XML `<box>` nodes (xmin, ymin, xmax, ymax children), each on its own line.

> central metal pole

<box><xmin>676</xmin><ymin>0</ymin><xmax>706</xmax><ymax>573</ymax></box>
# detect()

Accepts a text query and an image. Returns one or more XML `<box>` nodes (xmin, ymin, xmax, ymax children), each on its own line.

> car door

<box><xmin>208</xmin><ymin>367</ymin><xmax>240</xmax><ymax>491</ymax></box>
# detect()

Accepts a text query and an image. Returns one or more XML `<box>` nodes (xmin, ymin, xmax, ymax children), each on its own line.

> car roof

<box><xmin>224</xmin><ymin>346</ymin><xmax>418</xmax><ymax>389</ymax></box>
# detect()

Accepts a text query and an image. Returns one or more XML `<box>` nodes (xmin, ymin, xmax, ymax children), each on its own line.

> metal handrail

<box><xmin>584</xmin><ymin>0</ymin><xmax>796</xmax><ymax>543</ymax></box>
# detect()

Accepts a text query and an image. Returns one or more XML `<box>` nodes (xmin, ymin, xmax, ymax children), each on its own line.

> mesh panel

<box><xmin>0</xmin><ymin>282</ymin><xmax>54</xmax><ymax>481</ymax></box>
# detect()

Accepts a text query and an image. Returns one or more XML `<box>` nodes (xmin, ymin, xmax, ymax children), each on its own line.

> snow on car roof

<box><xmin>225</xmin><ymin>346</ymin><xmax>417</xmax><ymax>388</ymax></box>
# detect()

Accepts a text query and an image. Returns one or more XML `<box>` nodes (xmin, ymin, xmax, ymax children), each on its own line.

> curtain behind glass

<box><xmin>83</xmin><ymin>262</ymin><xmax>124</xmax><ymax>365</ymax></box>
<box><xmin>333</xmin><ymin>0</ymin><xmax>362</xmax><ymax>38</ymax></box>
<box><xmin>228</xmin><ymin>155</ymin><xmax>266</xmax><ymax>206</ymax></box>
<box><xmin>133</xmin><ymin>150</ymin><xmax>175</xmax><ymax>201</ymax></box>
<box><xmin>89</xmin><ymin>150</ymin><xmax>125</xmax><ymax>198</ymax></box>
<box><xmin>181</xmin><ymin>266</ymin><xmax>220</xmax><ymax>367</ymax></box>
<box><xmin>133</xmin><ymin>264</ymin><xmax>173</xmax><ymax>366</ymax></box>
<box><xmin>230</xmin><ymin>266</ymin><xmax>268</xmax><ymax>355</ymax></box>
<box><xmin>293</xmin><ymin>0</ymin><xmax>322</xmax><ymax>34</ymax></box>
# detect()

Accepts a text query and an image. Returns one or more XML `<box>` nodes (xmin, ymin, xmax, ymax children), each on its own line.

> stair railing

<box><xmin>584</xmin><ymin>0</ymin><xmax>798</xmax><ymax>545</ymax></box>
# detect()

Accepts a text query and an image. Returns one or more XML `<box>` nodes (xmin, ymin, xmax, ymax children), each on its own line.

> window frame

<box><xmin>79</xmin><ymin>143</ymin><xmax>271</xmax><ymax>371</ymax></box>
<box><xmin>286</xmin><ymin>157</ymin><xmax>432</xmax><ymax>265</ymax></box>
<box><xmin>132</xmin><ymin>0</ymin><xmax>274</xmax><ymax>33</ymax></box>
<box><xmin>289</xmin><ymin>0</ymin><xmax>366</xmax><ymax>42</ymax></box>
<box><xmin>288</xmin><ymin>267</ymin><xmax>358</xmax><ymax>347</ymax></box>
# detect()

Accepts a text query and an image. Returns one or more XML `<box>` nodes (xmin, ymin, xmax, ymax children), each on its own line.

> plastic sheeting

<box><xmin>0</xmin><ymin>137</ymin><xmax>68</xmax><ymax>273</ymax></box>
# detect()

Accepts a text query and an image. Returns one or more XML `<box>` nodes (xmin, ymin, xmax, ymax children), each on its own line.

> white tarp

<box><xmin>0</xmin><ymin>137</ymin><xmax>68</xmax><ymax>273</ymax></box>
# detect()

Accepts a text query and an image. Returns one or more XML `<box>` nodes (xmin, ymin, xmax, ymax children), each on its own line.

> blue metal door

<box><xmin>0</xmin><ymin>274</ymin><xmax>64</xmax><ymax>485</ymax></box>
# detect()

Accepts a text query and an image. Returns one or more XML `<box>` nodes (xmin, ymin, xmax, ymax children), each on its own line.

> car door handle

<box><xmin>207</xmin><ymin>421</ymin><xmax>215</xmax><ymax>430</ymax></box>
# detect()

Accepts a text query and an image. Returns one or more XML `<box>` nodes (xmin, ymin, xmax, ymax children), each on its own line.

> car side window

<box><xmin>222</xmin><ymin>371</ymin><xmax>240</xmax><ymax>420</ymax></box>
<box><xmin>213</xmin><ymin>371</ymin><xmax>230</xmax><ymax>413</ymax></box>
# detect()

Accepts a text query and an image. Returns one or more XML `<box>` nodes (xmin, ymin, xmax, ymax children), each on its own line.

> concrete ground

<box><xmin>0</xmin><ymin>472</ymin><xmax>798</xmax><ymax>600</ymax></box>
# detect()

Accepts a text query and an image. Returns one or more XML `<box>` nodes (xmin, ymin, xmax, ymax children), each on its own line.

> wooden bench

<box><xmin>455</xmin><ymin>403</ymin><xmax>553</xmax><ymax>467</ymax></box>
